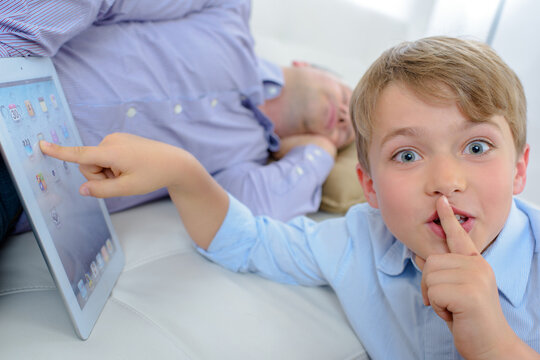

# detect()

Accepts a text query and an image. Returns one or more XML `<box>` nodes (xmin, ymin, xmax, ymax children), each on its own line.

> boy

<box><xmin>39</xmin><ymin>37</ymin><xmax>540</xmax><ymax>359</ymax></box>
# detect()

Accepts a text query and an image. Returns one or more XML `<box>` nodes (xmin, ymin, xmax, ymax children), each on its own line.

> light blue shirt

<box><xmin>0</xmin><ymin>0</ymin><xmax>334</xmax><ymax>220</ymax></box>
<box><xmin>200</xmin><ymin>195</ymin><xmax>540</xmax><ymax>359</ymax></box>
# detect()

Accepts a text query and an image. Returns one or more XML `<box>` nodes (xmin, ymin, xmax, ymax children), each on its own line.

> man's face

<box><xmin>357</xmin><ymin>83</ymin><xmax>529</xmax><ymax>264</ymax></box>
<box><xmin>291</xmin><ymin>66</ymin><xmax>354</xmax><ymax>149</ymax></box>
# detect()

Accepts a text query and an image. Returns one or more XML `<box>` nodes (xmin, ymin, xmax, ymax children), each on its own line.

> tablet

<box><xmin>0</xmin><ymin>57</ymin><xmax>124</xmax><ymax>340</ymax></box>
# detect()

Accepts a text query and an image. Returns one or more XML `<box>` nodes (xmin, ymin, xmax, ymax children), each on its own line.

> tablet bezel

<box><xmin>0</xmin><ymin>57</ymin><xmax>124</xmax><ymax>340</ymax></box>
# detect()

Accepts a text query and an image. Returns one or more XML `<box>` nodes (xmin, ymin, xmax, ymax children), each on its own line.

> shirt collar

<box><xmin>257</xmin><ymin>57</ymin><xmax>284</xmax><ymax>101</ymax></box>
<box><xmin>378</xmin><ymin>238</ymin><xmax>414</xmax><ymax>276</ymax></box>
<box><xmin>483</xmin><ymin>199</ymin><xmax>535</xmax><ymax>307</ymax></box>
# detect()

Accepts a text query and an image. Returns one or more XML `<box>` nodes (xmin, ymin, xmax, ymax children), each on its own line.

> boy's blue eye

<box><xmin>464</xmin><ymin>140</ymin><xmax>490</xmax><ymax>155</ymax></box>
<box><xmin>394</xmin><ymin>150</ymin><xmax>420</xmax><ymax>163</ymax></box>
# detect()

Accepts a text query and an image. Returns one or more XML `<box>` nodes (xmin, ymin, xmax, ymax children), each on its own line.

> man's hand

<box><xmin>421</xmin><ymin>196</ymin><xmax>524</xmax><ymax>359</ymax></box>
<box><xmin>271</xmin><ymin>134</ymin><xmax>337</xmax><ymax>160</ymax></box>
<box><xmin>40</xmin><ymin>133</ymin><xmax>228</xmax><ymax>250</ymax></box>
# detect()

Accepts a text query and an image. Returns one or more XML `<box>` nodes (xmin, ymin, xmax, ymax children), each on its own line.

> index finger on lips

<box><xmin>437</xmin><ymin>195</ymin><xmax>479</xmax><ymax>256</ymax></box>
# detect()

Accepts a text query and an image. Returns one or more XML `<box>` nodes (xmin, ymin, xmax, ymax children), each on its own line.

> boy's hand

<box><xmin>40</xmin><ymin>133</ymin><xmax>190</xmax><ymax>198</ymax></box>
<box><xmin>421</xmin><ymin>196</ymin><xmax>519</xmax><ymax>359</ymax></box>
<box><xmin>40</xmin><ymin>133</ymin><xmax>228</xmax><ymax>250</ymax></box>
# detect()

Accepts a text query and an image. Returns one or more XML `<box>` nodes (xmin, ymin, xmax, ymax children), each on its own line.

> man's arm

<box><xmin>96</xmin><ymin>0</ymin><xmax>245</xmax><ymax>25</ymax></box>
<box><xmin>214</xmin><ymin>144</ymin><xmax>335</xmax><ymax>221</ymax></box>
<box><xmin>271</xmin><ymin>134</ymin><xmax>337</xmax><ymax>161</ymax></box>
<box><xmin>0</xmin><ymin>0</ymin><xmax>242</xmax><ymax>57</ymax></box>
<box><xmin>0</xmin><ymin>1</ymin><xmax>103</xmax><ymax>57</ymax></box>
<box><xmin>40</xmin><ymin>133</ymin><xmax>227</xmax><ymax>250</ymax></box>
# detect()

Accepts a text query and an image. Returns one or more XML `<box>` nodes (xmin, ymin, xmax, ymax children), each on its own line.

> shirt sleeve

<box><xmin>95</xmin><ymin>0</ymin><xmax>247</xmax><ymax>25</ymax></box>
<box><xmin>0</xmin><ymin>0</ymin><xmax>246</xmax><ymax>57</ymax></box>
<box><xmin>197</xmin><ymin>194</ymin><xmax>329</xmax><ymax>286</ymax></box>
<box><xmin>0</xmin><ymin>1</ymin><xmax>110</xmax><ymax>57</ymax></box>
<box><xmin>212</xmin><ymin>144</ymin><xmax>335</xmax><ymax>221</ymax></box>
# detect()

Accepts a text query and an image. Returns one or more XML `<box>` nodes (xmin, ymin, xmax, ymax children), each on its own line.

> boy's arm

<box><xmin>40</xmin><ymin>133</ymin><xmax>227</xmax><ymax>250</ymax></box>
<box><xmin>421</xmin><ymin>196</ymin><xmax>540</xmax><ymax>360</ymax></box>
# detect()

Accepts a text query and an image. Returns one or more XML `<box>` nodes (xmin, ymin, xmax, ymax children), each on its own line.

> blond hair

<box><xmin>351</xmin><ymin>36</ymin><xmax>527</xmax><ymax>173</ymax></box>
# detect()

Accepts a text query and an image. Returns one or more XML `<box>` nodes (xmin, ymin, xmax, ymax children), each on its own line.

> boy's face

<box><xmin>357</xmin><ymin>82</ymin><xmax>529</xmax><ymax>266</ymax></box>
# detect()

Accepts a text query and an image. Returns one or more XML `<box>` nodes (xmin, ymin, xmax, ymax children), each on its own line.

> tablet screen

<box><xmin>0</xmin><ymin>76</ymin><xmax>115</xmax><ymax>309</ymax></box>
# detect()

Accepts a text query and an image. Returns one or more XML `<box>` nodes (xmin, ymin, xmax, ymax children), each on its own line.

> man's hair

<box><xmin>350</xmin><ymin>36</ymin><xmax>527</xmax><ymax>173</ymax></box>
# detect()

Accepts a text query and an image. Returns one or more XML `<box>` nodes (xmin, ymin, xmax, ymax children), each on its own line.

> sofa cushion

<box><xmin>0</xmin><ymin>199</ymin><xmax>367</xmax><ymax>359</ymax></box>
<box><xmin>320</xmin><ymin>142</ymin><xmax>366</xmax><ymax>214</ymax></box>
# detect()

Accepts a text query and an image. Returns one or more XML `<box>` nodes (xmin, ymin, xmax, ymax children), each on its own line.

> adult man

<box><xmin>0</xmin><ymin>0</ymin><xmax>353</xmax><ymax>239</ymax></box>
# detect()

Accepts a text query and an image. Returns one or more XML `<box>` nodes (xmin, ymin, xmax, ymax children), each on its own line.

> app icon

<box><xmin>85</xmin><ymin>273</ymin><xmax>94</xmax><ymax>290</ymax></box>
<box><xmin>50</xmin><ymin>129</ymin><xmax>59</xmax><ymax>144</ymax></box>
<box><xmin>77</xmin><ymin>279</ymin><xmax>88</xmax><ymax>300</ymax></box>
<box><xmin>49</xmin><ymin>94</ymin><xmax>58</xmax><ymax>108</ymax></box>
<box><xmin>22</xmin><ymin>138</ymin><xmax>33</xmax><ymax>156</ymax></box>
<box><xmin>96</xmin><ymin>253</ymin><xmax>105</xmax><ymax>270</ymax></box>
<box><xmin>38</xmin><ymin>97</ymin><xmax>47</xmax><ymax>113</ymax></box>
<box><xmin>36</xmin><ymin>132</ymin><xmax>45</xmax><ymax>141</ymax></box>
<box><xmin>101</xmin><ymin>246</ymin><xmax>110</xmax><ymax>263</ymax></box>
<box><xmin>36</xmin><ymin>173</ymin><xmax>47</xmax><ymax>192</ymax></box>
<box><xmin>49</xmin><ymin>166</ymin><xmax>61</xmax><ymax>183</ymax></box>
<box><xmin>90</xmin><ymin>261</ymin><xmax>98</xmax><ymax>280</ymax></box>
<box><xmin>105</xmin><ymin>239</ymin><xmax>114</xmax><ymax>254</ymax></box>
<box><xmin>8</xmin><ymin>104</ymin><xmax>21</xmax><ymax>122</ymax></box>
<box><xmin>24</xmin><ymin>100</ymin><xmax>35</xmax><ymax>117</ymax></box>
<box><xmin>60</xmin><ymin>124</ymin><xmax>69</xmax><ymax>139</ymax></box>
<box><xmin>50</xmin><ymin>207</ymin><xmax>61</xmax><ymax>228</ymax></box>
<box><xmin>62</xmin><ymin>160</ymin><xmax>70</xmax><ymax>174</ymax></box>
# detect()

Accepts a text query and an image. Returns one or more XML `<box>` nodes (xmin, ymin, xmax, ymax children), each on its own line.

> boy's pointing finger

<box><xmin>39</xmin><ymin>140</ymin><xmax>108</xmax><ymax>166</ymax></box>
<box><xmin>437</xmin><ymin>196</ymin><xmax>479</xmax><ymax>256</ymax></box>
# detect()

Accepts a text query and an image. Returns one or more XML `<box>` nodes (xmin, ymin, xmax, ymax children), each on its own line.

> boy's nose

<box><xmin>424</xmin><ymin>156</ymin><xmax>467</xmax><ymax>197</ymax></box>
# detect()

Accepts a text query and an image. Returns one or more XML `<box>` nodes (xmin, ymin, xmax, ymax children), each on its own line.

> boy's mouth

<box><xmin>427</xmin><ymin>209</ymin><xmax>474</xmax><ymax>238</ymax></box>
<box><xmin>433</xmin><ymin>214</ymin><xmax>468</xmax><ymax>225</ymax></box>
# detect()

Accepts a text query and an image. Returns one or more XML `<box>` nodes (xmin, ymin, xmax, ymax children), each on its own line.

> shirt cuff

<box><xmin>284</xmin><ymin>144</ymin><xmax>335</xmax><ymax>183</ymax></box>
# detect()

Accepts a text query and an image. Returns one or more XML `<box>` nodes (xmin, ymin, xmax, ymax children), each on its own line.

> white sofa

<box><xmin>0</xmin><ymin>200</ymin><xmax>367</xmax><ymax>359</ymax></box>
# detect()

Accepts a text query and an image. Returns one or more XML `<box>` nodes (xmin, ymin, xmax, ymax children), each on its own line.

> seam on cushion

<box><xmin>108</xmin><ymin>297</ymin><xmax>193</xmax><ymax>359</ymax></box>
<box><xmin>122</xmin><ymin>249</ymin><xmax>194</xmax><ymax>272</ymax></box>
<box><xmin>0</xmin><ymin>285</ymin><xmax>56</xmax><ymax>296</ymax></box>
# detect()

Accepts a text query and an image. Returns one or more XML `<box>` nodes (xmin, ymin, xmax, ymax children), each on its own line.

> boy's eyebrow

<box><xmin>380</xmin><ymin>119</ymin><xmax>503</xmax><ymax>147</ymax></box>
<box><xmin>380</xmin><ymin>127</ymin><xmax>424</xmax><ymax>146</ymax></box>
<box><xmin>464</xmin><ymin>119</ymin><xmax>502</xmax><ymax>131</ymax></box>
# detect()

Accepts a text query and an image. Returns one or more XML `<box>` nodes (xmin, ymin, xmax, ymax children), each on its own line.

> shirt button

<box><xmin>174</xmin><ymin>104</ymin><xmax>183</xmax><ymax>114</ymax></box>
<box><xmin>126</xmin><ymin>107</ymin><xmax>137</xmax><ymax>118</ymax></box>
<box><xmin>211</xmin><ymin>99</ymin><xmax>218</xmax><ymax>107</ymax></box>
<box><xmin>306</xmin><ymin>154</ymin><xmax>315</xmax><ymax>162</ymax></box>
<box><xmin>313</xmin><ymin>149</ymin><xmax>322</xmax><ymax>156</ymax></box>
<box><xmin>296</xmin><ymin>166</ymin><xmax>304</xmax><ymax>175</ymax></box>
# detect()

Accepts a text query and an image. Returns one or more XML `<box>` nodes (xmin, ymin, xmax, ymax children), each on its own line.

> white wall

<box><xmin>424</xmin><ymin>0</ymin><xmax>501</xmax><ymax>41</ymax></box>
<box><xmin>491</xmin><ymin>0</ymin><xmax>540</xmax><ymax>206</ymax></box>
<box><xmin>250</xmin><ymin>0</ymin><xmax>419</xmax><ymax>87</ymax></box>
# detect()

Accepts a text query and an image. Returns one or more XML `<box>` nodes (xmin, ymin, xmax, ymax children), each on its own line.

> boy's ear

<box><xmin>356</xmin><ymin>163</ymin><xmax>379</xmax><ymax>208</ymax></box>
<box><xmin>513</xmin><ymin>144</ymin><xmax>530</xmax><ymax>195</ymax></box>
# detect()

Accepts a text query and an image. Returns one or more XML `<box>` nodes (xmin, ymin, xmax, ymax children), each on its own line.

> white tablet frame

<box><xmin>0</xmin><ymin>57</ymin><xmax>124</xmax><ymax>340</ymax></box>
